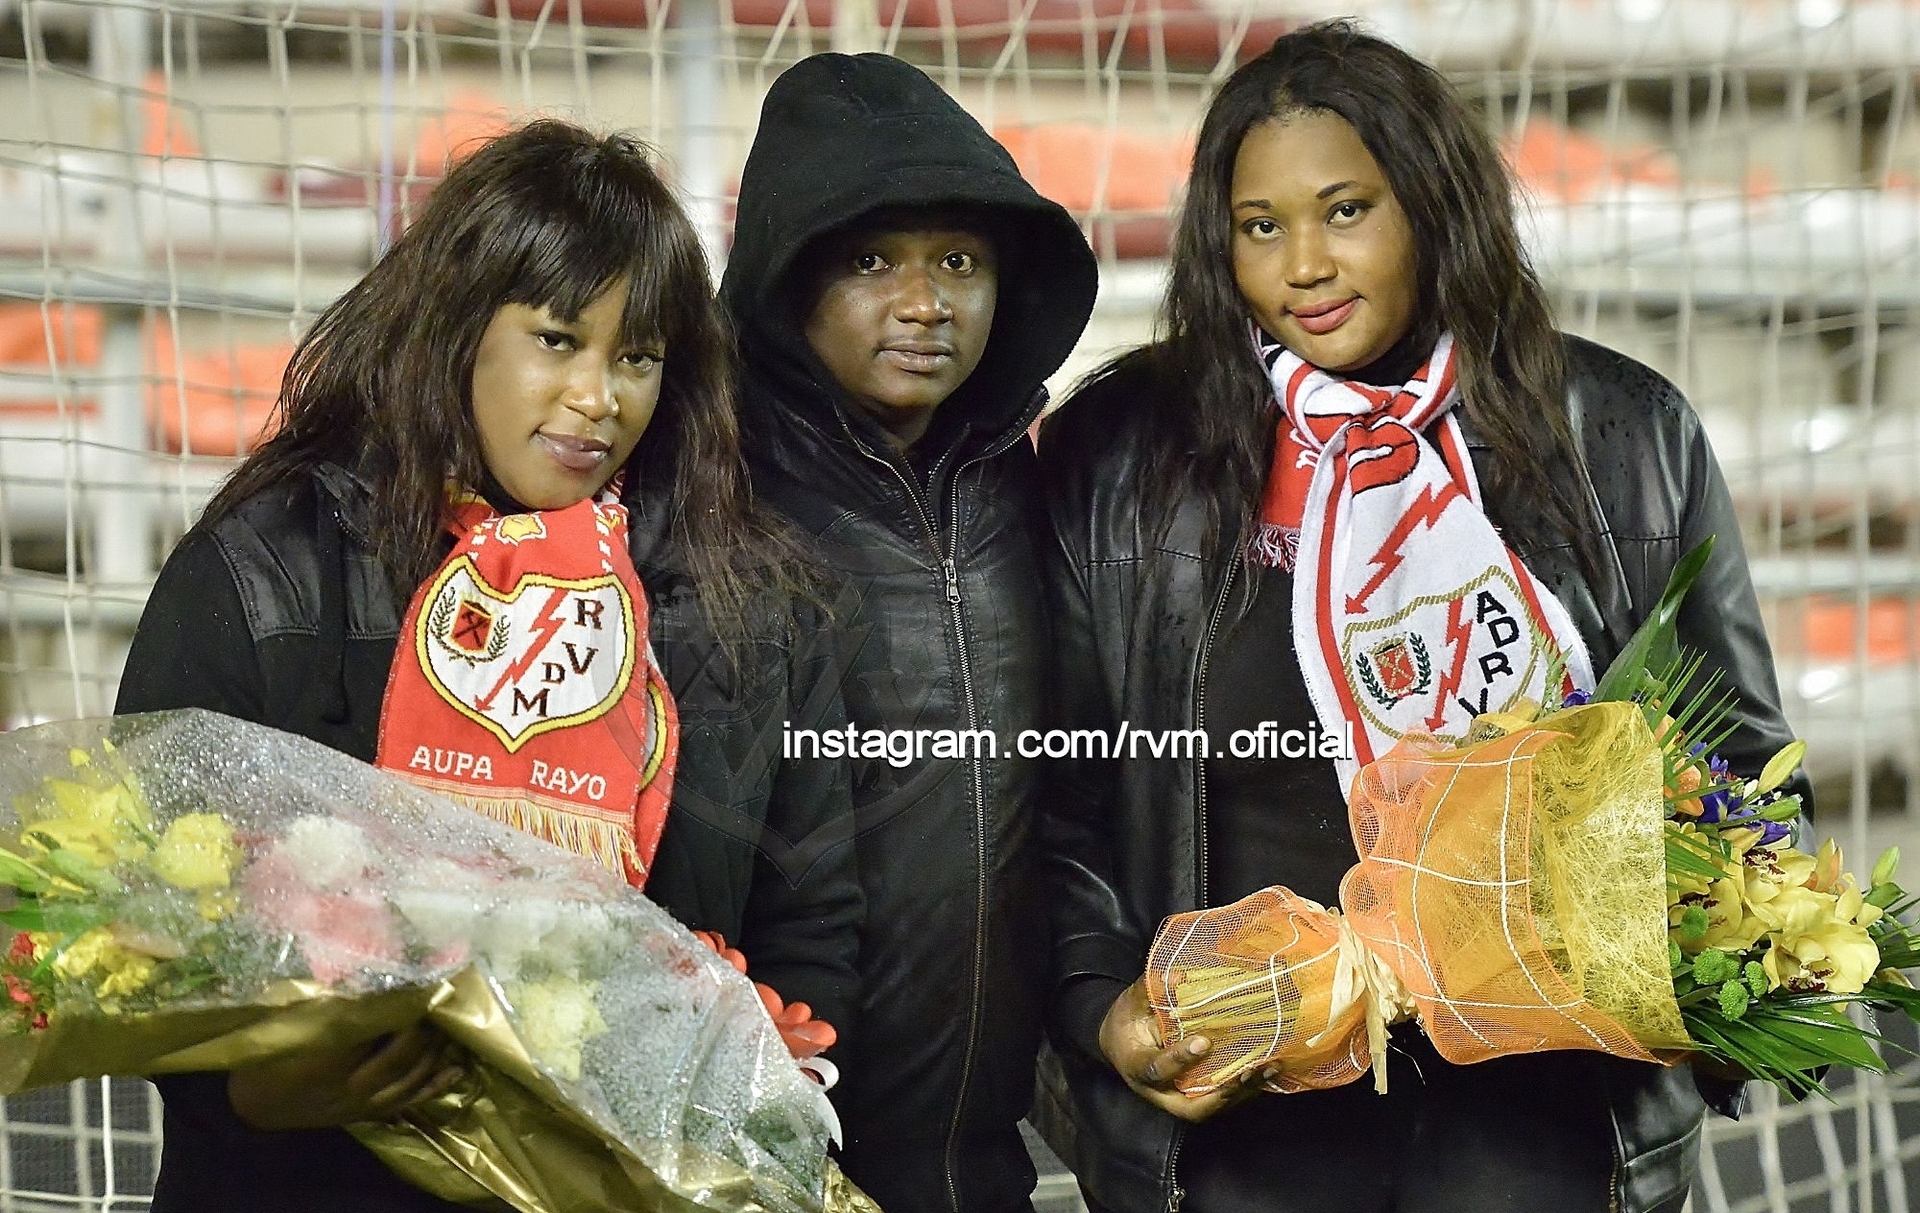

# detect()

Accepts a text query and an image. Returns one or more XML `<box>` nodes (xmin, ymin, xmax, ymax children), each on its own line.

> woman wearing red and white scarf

<box><xmin>1034</xmin><ymin>20</ymin><xmax>1801</xmax><ymax>1213</ymax></box>
<box><xmin>116</xmin><ymin>122</ymin><xmax>858</xmax><ymax>1213</ymax></box>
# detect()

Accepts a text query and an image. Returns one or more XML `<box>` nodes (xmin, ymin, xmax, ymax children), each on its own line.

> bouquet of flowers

<box><xmin>1147</xmin><ymin>539</ymin><xmax>1920</xmax><ymax>1099</ymax></box>
<box><xmin>0</xmin><ymin>708</ymin><xmax>870</xmax><ymax>1213</ymax></box>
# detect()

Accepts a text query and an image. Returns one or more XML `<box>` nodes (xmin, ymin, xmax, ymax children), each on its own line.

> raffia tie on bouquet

<box><xmin>1146</xmin><ymin>702</ymin><xmax>1693</xmax><ymax>1095</ymax></box>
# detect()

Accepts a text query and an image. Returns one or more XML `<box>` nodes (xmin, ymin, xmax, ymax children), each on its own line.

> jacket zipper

<box><xmin>1165</xmin><ymin>542</ymin><xmax>1242</xmax><ymax>1213</ymax></box>
<box><xmin>839</xmin><ymin>416</ymin><xmax>991</xmax><ymax>1213</ymax></box>
<box><xmin>1193</xmin><ymin>547</ymin><xmax>1239</xmax><ymax>915</ymax></box>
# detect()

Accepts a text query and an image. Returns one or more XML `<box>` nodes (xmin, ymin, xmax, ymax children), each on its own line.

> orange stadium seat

<box><xmin>0</xmin><ymin>303</ymin><xmax>287</xmax><ymax>457</ymax></box>
<box><xmin>1794</xmin><ymin>596</ymin><xmax>1920</xmax><ymax>666</ymax></box>
<box><xmin>996</xmin><ymin>122</ymin><xmax>1190</xmax><ymax>258</ymax></box>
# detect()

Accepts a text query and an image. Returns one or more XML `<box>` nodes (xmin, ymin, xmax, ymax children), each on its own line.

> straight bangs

<box><xmin>494</xmin><ymin>174</ymin><xmax>709</xmax><ymax>358</ymax></box>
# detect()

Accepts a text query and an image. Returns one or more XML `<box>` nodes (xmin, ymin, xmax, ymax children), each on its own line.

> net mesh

<box><xmin>3</xmin><ymin>0</ymin><xmax>1920</xmax><ymax>1208</ymax></box>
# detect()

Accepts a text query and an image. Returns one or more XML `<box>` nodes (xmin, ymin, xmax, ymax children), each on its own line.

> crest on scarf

<box><xmin>416</xmin><ymin>555</ymin><xmax>637</xmax><ymax>751</ymax></box>
<box><xmin>1356</xmin><ymin>634</ymin><xmax>1432</xmax><ymax>707</ymax></box>
<box><xmin>1339</xmin><ymin>566</ymin><xmax>1552</xmax><ymax>747</ymax></box>
<box><xmin>435</xmin><ymin>596</ymin><xmax>510</xmax><ymax>664</ymax></box>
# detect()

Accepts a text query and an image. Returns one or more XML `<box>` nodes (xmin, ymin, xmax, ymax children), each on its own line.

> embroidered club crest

<box><xmin>416</xmin><ymin>554</ymin><xmax>636</xmax><ymax>751</ymax></box>
<box><xmin>1356</xmin><ymin>634</ymin><xmax>1431</xmax><ymax>707</ymax></box>
<box><xmin>437</xmin><ymin>597</ymin><xmax>508</xmax><ymax>663</ymax></box>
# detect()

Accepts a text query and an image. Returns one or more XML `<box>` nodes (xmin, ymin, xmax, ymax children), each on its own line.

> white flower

<box><xmin>505</xmin><ymin>976</ymin><xmax>608</xmax><ymax>1082</ymax></box>
<box><xmin>392</xmin><ymin>889</ymin><xmax>485</xmax><ymax>951</ymax></box>
<box><xmin>275</xmin><ymin>817</ymin><xmax>377</xmax><ymax>891</ymax></box>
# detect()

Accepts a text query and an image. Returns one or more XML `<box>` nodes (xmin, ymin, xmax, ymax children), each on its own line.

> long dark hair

<box><xmin>207</xmin><ymin>119</ymin><xmax>790</xmax><ymax>633</ymax></box>
<box><xmin>1145</xmin><ymin>19</ymin><xmax>1600</xmax><ymax>570</ymax></box>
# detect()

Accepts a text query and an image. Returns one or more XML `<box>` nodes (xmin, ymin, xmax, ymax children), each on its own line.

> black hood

<box><xmin>720</xmin><ymin>52</ymin><xmax>1099</xmax><ymax>450</ymax></box>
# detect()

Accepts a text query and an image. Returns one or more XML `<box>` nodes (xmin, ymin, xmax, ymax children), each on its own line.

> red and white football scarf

<box><xmin>1251</xmin><ymin>329</ymin><xmax>1592</xmax><ymax>795</ymax></box>
<box><xmin>376</xmin><ymin>482</ymin><xmax>679</xmax><ymax>888</ymax></box>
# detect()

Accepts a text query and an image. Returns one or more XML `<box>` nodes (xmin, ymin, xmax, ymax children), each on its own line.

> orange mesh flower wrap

<box><xmin>1147</xmin><ymin>702</ymin><xmax>1692</xmax><ymax>1095</ymax></box>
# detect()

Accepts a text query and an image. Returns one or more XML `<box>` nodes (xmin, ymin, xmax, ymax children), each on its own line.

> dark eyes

<box><xmin>1238</xmin><ymin>201</ymin><xmax>1369</xmax><ymax>239</ymax></box>
<box><xmin>537</xmin><ymin>329</ymin><xmax>659</xmax><ymax>369</ymax></box>
<box><xmin>850</xmin><ymin>250</ymin><xmax>982</xmax><ymax>274</ymax></box>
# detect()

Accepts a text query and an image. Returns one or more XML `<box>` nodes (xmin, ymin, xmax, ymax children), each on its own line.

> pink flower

<box><xmin>243</xmin><ymin>850</ymin><xmax>402</xmax><ymax>985</ymax></box>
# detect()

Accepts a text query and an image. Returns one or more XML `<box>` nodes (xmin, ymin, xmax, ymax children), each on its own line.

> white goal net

<box><xmin>2</xmin><ymin>0</ymin><xmax>1919</xmax><ymax>1209</ymax></box>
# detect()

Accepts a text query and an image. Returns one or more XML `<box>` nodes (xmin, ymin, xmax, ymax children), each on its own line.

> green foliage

<box><xmin>1595</xmin><ymin>537</ymin><xmax>1716</xmax><ymax>704</ymax></box>
<box><xmin>1666</xmin><ymin>826</ymin><xmax>1729</xmax><ymax>886</ymax></box>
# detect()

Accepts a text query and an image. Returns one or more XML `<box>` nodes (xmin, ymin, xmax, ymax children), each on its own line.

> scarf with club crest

<box><xmin>1251</xmin><ymin>329</ymin><xmax>1592</xmax><ymax>796</ymax></box>
<box><xmin>376</xmin><ymin>479</ymin><xmax>679</xmax><ymax>888</ymax></box>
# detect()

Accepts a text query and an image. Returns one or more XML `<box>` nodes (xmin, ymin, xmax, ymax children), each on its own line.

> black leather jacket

<box><xmin>1033</xmin><ymin>335</ymin><xmax>1802</xmax><ymax>1213</ymax></box>
<box><xmin>117</xmin><ymin>464</ymin><xmax>861</xmax><ymax>1213</ymax></box>
<box><xmin>719</xmin><ymin>53</ymin><xmax>1100</xmax><ymax>1213</ymax></box>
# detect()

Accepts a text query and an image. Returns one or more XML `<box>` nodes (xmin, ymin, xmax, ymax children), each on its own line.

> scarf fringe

<box><xmin>1247</xmin><ymin>522</ymin><xmax>1300</xmax><ymax>572</ymax></box>
<box><xmin>453</xmin><ymin>791</ymin><xmax>641</xmax><ymax>878</ymax></box>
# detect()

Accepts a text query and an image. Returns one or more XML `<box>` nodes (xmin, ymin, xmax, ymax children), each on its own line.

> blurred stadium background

<box><xmin>3</xmin><ymin>0</ymin><xmax>1920</xmax><ymax>1209</ymax></box>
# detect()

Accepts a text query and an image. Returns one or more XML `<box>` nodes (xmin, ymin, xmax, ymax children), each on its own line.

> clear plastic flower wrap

<box><xmin>0</xmin><ymin>709</ymin><xmax>872</xmax><ymax>1213</ymax></box>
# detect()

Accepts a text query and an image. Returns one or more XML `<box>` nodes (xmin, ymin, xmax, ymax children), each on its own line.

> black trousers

<box><xmin>1146</xmin><ymin>1033</ymin><xmax>1629</xmax><ymax>1213</ymax></box>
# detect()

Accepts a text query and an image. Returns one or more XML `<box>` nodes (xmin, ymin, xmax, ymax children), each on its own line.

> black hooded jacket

<box><xmin>719</xmin><ymin>53</ymin><xmax>1098</xmax><ymax>1213</ymax></box>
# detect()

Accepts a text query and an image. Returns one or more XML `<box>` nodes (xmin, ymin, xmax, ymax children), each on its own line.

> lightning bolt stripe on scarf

<box><xmin>375</xmin><ymin>478</ymin><xmax>680</xmax><ymax>889</ymax></box>
<box><xmin>1252</xmin><ymin>329</ymin><xmax>1593</xmax><ymax>797</ymax></box>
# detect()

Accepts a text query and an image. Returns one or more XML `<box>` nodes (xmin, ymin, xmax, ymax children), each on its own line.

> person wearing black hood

<box><xmin>719</xmin><ymin>53</ymin><xmax>1099</xmax><ymax>1213</ymax></box>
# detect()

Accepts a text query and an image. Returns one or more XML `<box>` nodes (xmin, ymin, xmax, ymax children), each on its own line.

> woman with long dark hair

<box><xmin>1036</xmin><ymin>21</ymin><xmax>1795</xmax><ymax>1213</ymax></box>
<box><xmin>117</xmin><ymin>120</ymin><xmax>859</xmax><ymax>1212</ymax></box>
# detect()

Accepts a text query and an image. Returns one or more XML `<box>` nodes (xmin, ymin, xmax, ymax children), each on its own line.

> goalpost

<box><xmin>2</xmin><ymin>1</ymin><xmax>1919</xmax><ymax>1208</ymax></box>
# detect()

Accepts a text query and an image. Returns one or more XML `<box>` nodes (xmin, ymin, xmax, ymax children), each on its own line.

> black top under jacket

<box><xmin>719</xmin><ymin>52</ymin><xmax>1099</xmax><ymax>1213</ymax></box>
<box><xmin>1033</xmin><ymin>336</ymin><xmax>1807</xmax><ymax>1213</ymax></box>
<box><xmin>1202</xmin><ymin>559</ymin><xmax>1350</xmax><ymax>910</ymax></box>
<box><xmin>116</xmin><ymin>464</ymin><xmax>862</xmax><ymax>1213</ymax></box>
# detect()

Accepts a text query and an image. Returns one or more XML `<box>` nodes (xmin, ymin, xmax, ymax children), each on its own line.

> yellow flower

<box><xmin>15</xmin><ymin>765</ymin><xmax>155</xmax><ymax>868</ymax></box>
<box><xmin>1753</xmin><ymin>885</ymin><xmax>1881</xmax><ymax>994</ymax></box>
<box><xmin>1677</xmin><ymin>875</ymin><xmax>1770</xmax><ymax>955</ymax></box>
<box><xmin>150</xmin><ymin>815</ymin><xmax>240</xmax><ymax>891</ymax></box>
<box><xmin>22</xmin><ymin>817</ymin><xmax>118</xmax><ymax>869</ymax></box>
<box><xmin>50</xmin><ymin>927</ymin><xmax>160</xmax><ymax>1003</ymax></box>
<box><xmin>39</xmin><ymin>777</ymin><xmax>151</xmax><ymax>846</ymax></box>
<box><xmin>52</xmin><ymin>928</ymin><xmax>119</xmax><ymax>980</ymax></box>
<box><xmin>1737</xmin><ymin>844</ymin><xmax>1817</xmax><ymax>935</ymax></box>
<box><xmin>95</xmin><ymin>954</ymin><xmax>156</xmax><ymax>1000</ymax></box>
<box><xmin>1835</xmin><ymin>880</ymin><xmax>1885</xmax><ymax>930</ymax></box>
<box><xmin>195</xmin><ymin>887</ymin><xmax>239</xmax><ymax>922</ymax></box>
<box><xmin>1808</xmin><ymin>839</ymin><xmax>1845</xmax><ymax>894</ymax></box>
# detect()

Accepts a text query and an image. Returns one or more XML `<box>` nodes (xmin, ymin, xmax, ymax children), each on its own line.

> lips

<box><xmin>1289</xmin><ymin>297</ymin><xmax>1358</xmax><ymax>337</ymax></box>
<box><xmin>879</xmin><ymin>341</ymin><xmax>956</xmax><ymax>374</ymax></box>
<box><xmin>535</xmin><ymin>432</ymin><xmax>612</xmax><ymax>474</ymax></box>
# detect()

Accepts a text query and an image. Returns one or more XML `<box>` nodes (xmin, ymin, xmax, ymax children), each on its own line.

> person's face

<box><xmin>803</xmin><ymin>225</ymin><xmax>998</xmax><ymax>449</ymax></box>
<box><xmin>469</xmin><ymin>277</ymin><xmax>663</xmax><ymax>511</ymax></box>
<box><xmin>1230</xmin><ymin>110</ymin><xmax>1420</xmax><ymax>374</ymax></box>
